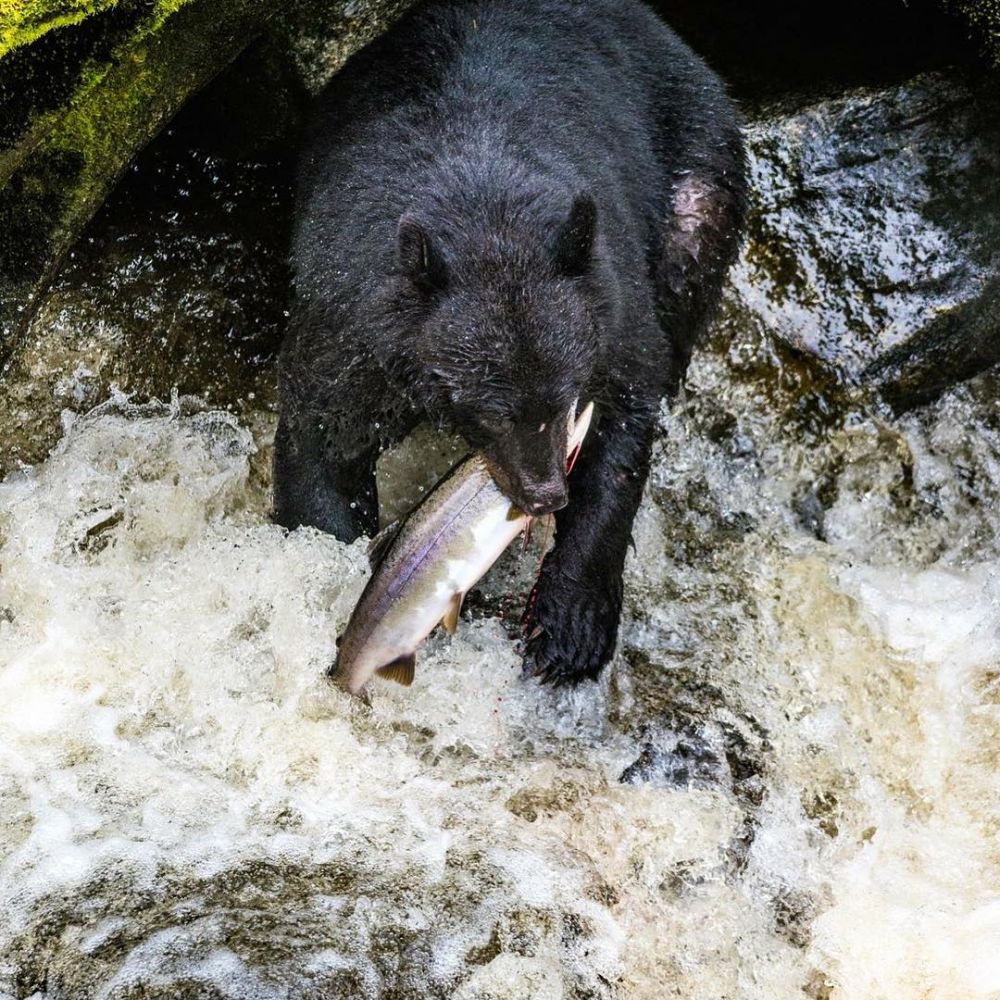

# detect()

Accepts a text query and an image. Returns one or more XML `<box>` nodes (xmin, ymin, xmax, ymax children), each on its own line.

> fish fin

<box><xmin>367</xmin><ymin>520</ymin><xmax>402</xmax><ymax>568</ymax></box>
<box><xmin>440</xmin><ymin>592</ymin><xmax>463</xmax><ymax>636</ymax></box>
<box><xmin>376</xmin><ymin>652</ymin><xmax>416</xmax><ymax>687</ymax></box>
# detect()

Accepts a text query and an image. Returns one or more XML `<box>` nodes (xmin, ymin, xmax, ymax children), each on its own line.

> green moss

<box><xmin>0</xmin><ymin>0</ymin><xmax>123</xmax><ymax>58</ymax></box>
<box><xmin>0</xmin><ymin>0</ymin><xmax>204</xmax><ymax>61</ymax></box>
<box><xmin>37</xmin><ymin>14</ymin><xmax>194</xmax><ymax>227</ymax></box>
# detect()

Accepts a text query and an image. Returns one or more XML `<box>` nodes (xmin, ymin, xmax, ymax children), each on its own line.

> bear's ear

<box><xmin>552</xmin><ymin>193</ymin><xmax>598</xmax><ymax>277</ymax></box>
<box><xmin>398</xmin><ymin>215</ymin><xmax>448</xmax><ymax>294</ymax></box>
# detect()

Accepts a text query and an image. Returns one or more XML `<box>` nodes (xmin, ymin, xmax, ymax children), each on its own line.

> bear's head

<box><xmin>393</xmin><ymin>193</ymin><xmax>604</xmax><ymax>514</ymax></box>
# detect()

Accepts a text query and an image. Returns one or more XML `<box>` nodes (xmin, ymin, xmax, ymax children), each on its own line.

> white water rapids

<box><xmin>0</xmin><ymin>337</ymin><xmax>998</xmax><ymax>997</ymax></box>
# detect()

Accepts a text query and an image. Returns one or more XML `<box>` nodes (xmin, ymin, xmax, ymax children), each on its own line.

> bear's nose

<box><xmin>521</xmin><ymin>480</ymin><xmax>569</xmax><ymax>515</ymax></box>
<box><xmin>530</xmin><ymin>495</ymin><xmax>566</xmax><ymax>514</ymax></box>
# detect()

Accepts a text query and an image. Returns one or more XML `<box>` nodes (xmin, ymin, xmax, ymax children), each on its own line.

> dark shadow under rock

<box><xmin>648</xmin><ymin>0</ymin><xmax>978</xmax><ymax>108</ymax></box>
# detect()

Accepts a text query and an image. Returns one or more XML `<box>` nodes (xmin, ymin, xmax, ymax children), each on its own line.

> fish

<box><xmin>331</xmin><ymin>401</ymin><xmax>595</xmax><ymax>696</ymax></box>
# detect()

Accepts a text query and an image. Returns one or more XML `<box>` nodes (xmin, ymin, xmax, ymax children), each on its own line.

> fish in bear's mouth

<box><xmin>331</xmin><ymin>402</ymin><xmax>594</xmax><ymax>697</ymax></box>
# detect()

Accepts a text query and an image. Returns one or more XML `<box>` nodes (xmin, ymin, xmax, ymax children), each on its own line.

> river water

<box><xmin>1</xmin><ymin>282</ymin><xmax>997</xmax><ymax>996</ymax></box>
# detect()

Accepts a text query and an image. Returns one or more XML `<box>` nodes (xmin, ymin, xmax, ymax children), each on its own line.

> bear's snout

<box><xmin>499</xmin><ymin>471</ymin><xmax>569</xmax><ymax>516</ymax></box>
<box><xmin>517</xmin><ymin>475</ymin><xmax>569</xmax><ymax>515</ymax></box>
<box><xmin>486</xmin><ymin>447</ymin><xmax>569</xmax><ymax>516</ymax></box>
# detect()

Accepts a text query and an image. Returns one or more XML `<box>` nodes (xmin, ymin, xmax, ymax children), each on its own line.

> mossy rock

<box><xmin>0</xmin><ymin>0</ymin><xmax>415</xmax><ymax>366</ymax></box>
<box><xmin>0</xmin><ymin>0</ymin><xmax>278</xmax><ymax>361</ymax></box>
<box><xmin>1</xmin><ymin>1</ymin><xmax>128</xmax><ymax>57</ymax></box>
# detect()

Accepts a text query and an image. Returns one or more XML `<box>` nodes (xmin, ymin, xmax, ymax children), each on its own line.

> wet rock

<box><xmin>614</xmin><ymin>652</ymin><xmax>770</xmax><ymax>871</ymax></box>
<box><xmin>619</xmin><ymin>732</ymin><xmax>724</xmax><ymax>790</ymax></box>
<box><xmin>793</xmin><ymin>486</ymin><xmax>827</xmax><ymax>540</ymax></box>
<box><xmin>0</xmin><ymin>105</ymin><xmax>292</xmax><ymax>474</ymax></box>
<box><xmin>3</xmin><ymin>853</ymin><xmax>618</xmax><ymax>998</ymax></box>
<box><xmin>0</xmin><ymin>1</ymin><xmax>279</xmax><ymax>358</ymax></box>
<box><xmin>280</xmin><ymin>0</ymin><xmax>417</xmax><ymax>94</ymax></box>
<box><xmin>735</xmin><ymin>72</ymin><xmax>1000</xmax><ymax>413</ymax></box>
<box><xmin>0</xmin><ymin>2</ymin><xmax>421</xmax><ymax>476</ymax></box>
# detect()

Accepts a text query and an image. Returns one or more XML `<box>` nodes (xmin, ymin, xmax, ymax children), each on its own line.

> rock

<box><xmin>0</xmin><ymin>42</ymin><xmax>297</xmax><ymax>475</ymax></box>
<box><xmin>277</xmin><ymin>0</ymin><xmax>416</xmax><ymax>94</ymax></box>
<box><xmin>0</xmin><ymin>0</ymin><xmax>416</xmax><ymax>366</ymax></box>
<box><xmin>0</xmin><ymin>0</ymin><xmax>278</xmax><ymax>361</ymax></box>
<box><xmin>0</xmin><ymin>0</ymin><xmax>419</xmax><ymax>475</ymax></box>
<box><xmin>731</xmin><ymin>72</ymin><xmax>1000</xmax><ymax>413</ymax></box>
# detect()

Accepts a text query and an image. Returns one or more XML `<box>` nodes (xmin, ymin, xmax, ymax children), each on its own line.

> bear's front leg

<box><xmin>521</xmin><ymin>407</ymin><xmax>655</xmax><ymax>686</ymax></box>
<box><xmin>272</xmin><ymin>407</ymin><xmax>379</xmax><ymax>543</ymax></box>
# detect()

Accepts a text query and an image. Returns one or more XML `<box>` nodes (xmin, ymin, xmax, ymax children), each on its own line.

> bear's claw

<box><xmin>520</xmin><ymin>568</ymin><xmax>622</xmax><ymax>686</ymax></box>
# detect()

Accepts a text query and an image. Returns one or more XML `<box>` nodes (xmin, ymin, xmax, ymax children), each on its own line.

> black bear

<box><xmin>274</xmin><ymin>0</ymin><xmax>747</xmax><ymax>685</ymax></box>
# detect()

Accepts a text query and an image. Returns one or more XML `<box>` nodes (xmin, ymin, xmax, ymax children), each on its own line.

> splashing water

<box><xmin>0</xmin><ymin>344</ymin><xmax>998</xmax><ymax>997</ymax></box>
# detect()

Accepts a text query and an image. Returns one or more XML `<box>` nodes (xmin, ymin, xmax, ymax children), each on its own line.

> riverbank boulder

<box><xmin>730</xmin><ymin>72</ymin><xmax>1000</xmax><ymax>413</ymax></box>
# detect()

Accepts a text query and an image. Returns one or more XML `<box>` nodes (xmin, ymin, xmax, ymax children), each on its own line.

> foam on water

<box><xmin>0</xmin><ymin>355</ymin><xmax>998</xmax><ymax>997</ymax></box>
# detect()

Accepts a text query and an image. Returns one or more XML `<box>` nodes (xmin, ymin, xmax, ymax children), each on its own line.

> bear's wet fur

<box><xmin>275</xmin><ymin>0</ymin><xmax>747</xmax><ymax>685</ymax></box>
